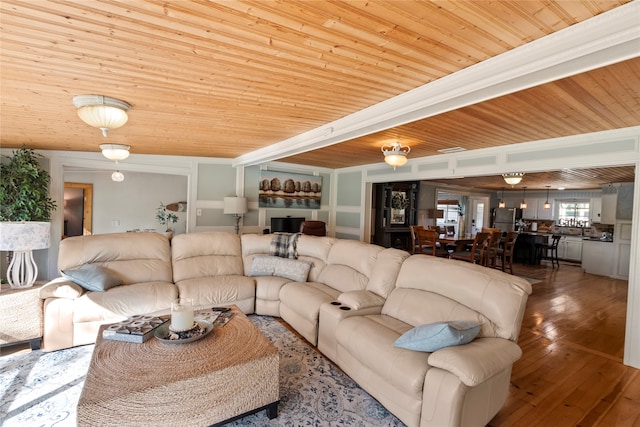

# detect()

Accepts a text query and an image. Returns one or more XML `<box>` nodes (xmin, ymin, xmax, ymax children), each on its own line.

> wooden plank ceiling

<box><xmin>0</xmin><ymin>0</ymin><xmax>637</xmax><ymax>189</ymax></box>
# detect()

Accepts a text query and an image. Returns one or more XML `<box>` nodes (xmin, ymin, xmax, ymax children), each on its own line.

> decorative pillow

<box><xmin>249</xmin><ymin>256</ymin><xmax>313</xmax><ymax>282</ymax></box>
<box><xmin>394</xmin><ymin>321</ymin><xmax>481</xmax><ymax>352</ymax></box>
<box><xmin>61</xmin><ymin>264</ymin><xmax>122</xmax><ymax>292</ymax></box>
<box><xmin>269</xmin><ymin>233</ymin><xmax>300</xmax><ymax>259</ymax></box>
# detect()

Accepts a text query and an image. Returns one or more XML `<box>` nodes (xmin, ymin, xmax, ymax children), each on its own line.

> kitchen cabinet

<box><xmin>601</xmin><ymin>192</ymin><xmax>617</xmax><ymax>224</ymax></box>
<box><xmin>589</xmin><ymin>197</ymin><xmax>602</xmax><ymax>223</ymax></box>
<box><xmin>582</xmin><ymin>240</ymin><xmax>613</xmax><ymax>276</ymax></box>
<box><xmin>557</xmin><ymin>236</ymin><xmax>582</xmax><ymax>261</ymax></box>
<box><xmin>522</xmin><ymin>198</ymin><xmax>554</xmax><ymax>220</ymax></box>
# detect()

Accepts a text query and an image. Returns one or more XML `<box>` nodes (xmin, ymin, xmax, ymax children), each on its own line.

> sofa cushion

<box><xmin>73</xmin><ymin>281</ymin><xmax>178</xmax><ymax>323</ymax></box>
<box><xmin>394</xmin><ymin>321</ymin><xmax>481</xmax><ymax>352</ymax></box>
<box><xmin>61</xmin><ymin>264</ymin><xmax>122</xmax><ymax>292</ymax></box>
<box><xmin>336</xmin><ymin>314</ymin><xmax>430</xmax><ymax>398</ymax></box>
<box><xmin>249</xmin><ymin>256</ymin><xmax>313</xmax><ymax>282</ymax></box>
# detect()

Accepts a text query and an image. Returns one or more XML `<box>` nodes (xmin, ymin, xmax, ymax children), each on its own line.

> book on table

<box><xmin>102</xmin><ymin>315</ymin><xmax>167</xmax><ymax>343</ymax></box>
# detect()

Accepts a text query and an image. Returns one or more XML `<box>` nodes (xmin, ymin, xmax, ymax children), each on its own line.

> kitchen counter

<box><xmin>583</xmin><ymin>237</ymin><xmax>614</xmax><ymax>242</ymax></box>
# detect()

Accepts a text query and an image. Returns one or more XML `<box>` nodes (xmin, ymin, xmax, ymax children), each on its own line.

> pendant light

<box><xmin>498</xmin><ymin>187</ymin><xmax>506</xmax><ymax>208</ymax></box>
<box><xmin>544</xmin><ymin>186</ymin><xmax>551</xmax><ymax>209</ymax></box>
<box><xmin>520</xmin><ymin>186</ymin><xmax>528</xmax><ymax>209</ymax></box>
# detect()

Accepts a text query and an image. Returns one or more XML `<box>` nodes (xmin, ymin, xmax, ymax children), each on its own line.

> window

<box><xmin>557</xmin><ymin>200</ymin><xmax>590</xmax><ymax>227</ymax></box>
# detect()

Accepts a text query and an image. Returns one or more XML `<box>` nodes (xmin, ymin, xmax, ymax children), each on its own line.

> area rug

<box><xmin>0</xmin><ymin>315</ymin><xmax>405</xmax><ymax>427</ymax></box>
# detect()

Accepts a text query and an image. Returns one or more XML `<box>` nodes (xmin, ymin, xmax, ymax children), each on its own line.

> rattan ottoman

<box><xmin>0</xmin><ymin>282</ymin><xmax>44</xmax><ymax>350</ymax></box>
<box><xmin>77</xmin><ymin>306</ymin><xmax>279</xmax><ymax>426</ymax></box>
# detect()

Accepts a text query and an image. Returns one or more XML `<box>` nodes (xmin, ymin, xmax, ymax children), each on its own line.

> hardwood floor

<box><xmin>489</xmin><ymin>261</ymin><xmax>640</xmax><ymax>427</ymax></box>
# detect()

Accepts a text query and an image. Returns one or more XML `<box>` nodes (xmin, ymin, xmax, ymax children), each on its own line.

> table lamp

<box><xmin>223</xmin><ymin>197</ymin><xmax>248</xmax><ymax>234</ymax></box>
<box><xmin>0</xmin><ymin>221</ymin><xmax>51</xmax><ymax>288</ymax></box>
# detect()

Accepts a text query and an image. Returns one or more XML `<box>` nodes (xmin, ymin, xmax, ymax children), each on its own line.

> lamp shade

<box><xmin>223</xmin><ymin>197</ymin><xmax>248</xmax><ymax>215</ymax></box>
<box><xmin>0</xmin><ymin>221</ymin><xmax>50</xmax><ymax>251</ymax></box>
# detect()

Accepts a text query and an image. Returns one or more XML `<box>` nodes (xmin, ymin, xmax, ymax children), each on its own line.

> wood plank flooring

<box><xmin>489</xmin><ymin>261</ymin><xmax>640</xmax><ymax>427</ymax></box>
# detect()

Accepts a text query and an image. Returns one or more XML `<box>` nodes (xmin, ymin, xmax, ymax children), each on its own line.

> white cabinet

<box><xmin>557</xmin><ymin>236</ymin><xmax>582</xmax><ymax>261</ymax></box>
<box><xmin>582</xmin><ymin>240</ymin><xmax>613</xmax><ymax>276</ymax></box>
<box><xmin>589</xmin><ymin>197</ymin><xmax>602</xmax><ymax>223</ymax></box>
<box><xmin>522</xmin><ymin>198</ymin><xmax>554</xmax><ymax>220</ymax></box>
<box><xmin>601</xmin><ymin>193</ymin><xmax>617</xmax><ymax>224</ymax></box>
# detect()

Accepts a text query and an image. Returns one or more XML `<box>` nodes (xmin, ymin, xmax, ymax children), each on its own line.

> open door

<box><xmin>63</xmin><ymin>182</ymin><xmax>93</xmax><ymax>237</ymax></box>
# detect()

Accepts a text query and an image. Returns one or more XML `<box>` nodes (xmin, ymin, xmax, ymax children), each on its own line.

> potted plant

<box><xmin>156</xmin><ymin>203</ymin><xmax>178</xmax><ymax>237</ymax></box>
<box><xmin>0</xmin><ymin>148</ymin><xmax>57</xmax><ymax>287</ymax></box>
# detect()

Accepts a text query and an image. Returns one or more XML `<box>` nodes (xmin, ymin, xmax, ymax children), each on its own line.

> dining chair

<box><xmin>416</xmin><ymin>228</ymin><xmax>449</xmax><ymax>257</ymax></box>
<box><xmin>445</xmin><ymin>225</ymin><xmax>456</xmax><ymax>237</ymax></box>
<box><xmin>483</xmin><ymin>230</ymin><xmax>502</xmax><ymax>267</ymax></box>
<box><xmin>409</xmin><ymin>225</ymin><xmax>424</xmax><ymax>254</ymax></box>
<box><xmin>449</xmin><ymin>231</ymin><xmax>490</xmax><ymax>264</ymax></box>
<box><xmin>496</xmin><ymin>231</ymin><xmax>519</xmax><ymax>274</ymax></box>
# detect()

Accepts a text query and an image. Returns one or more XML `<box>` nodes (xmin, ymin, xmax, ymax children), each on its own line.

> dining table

<box><xmin>437</xmin><ymin>236</ymin><xmax>475</xmax><ymax>252</ymax></box>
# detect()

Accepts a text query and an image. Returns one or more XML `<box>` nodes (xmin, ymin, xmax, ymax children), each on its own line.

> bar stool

<box><xmin>536</xmin><ymin>234</ymin><xmax>561</xmax><ymax>268</ymax></box>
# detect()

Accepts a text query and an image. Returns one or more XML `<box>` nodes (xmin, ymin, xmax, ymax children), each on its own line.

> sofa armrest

<box><xmin>427</xmin><ymin>337</ymin><xmax>522</xmax><ymax>387</ymax></box>
<box><xmin>337</xmin><ymin>290</ymin><xmax>385</xmax><ymax>310</ymax></box>
<box><xmin>39</xmin><ymin>277</ymin><xmax>85</xmax><ymax>300</ymax></box>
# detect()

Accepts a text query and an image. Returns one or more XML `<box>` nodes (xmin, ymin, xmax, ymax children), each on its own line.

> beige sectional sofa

<box><xmin>39</xmin><ymin>230</ymin><xmax>532</xmax><ymax>427</ymax></box>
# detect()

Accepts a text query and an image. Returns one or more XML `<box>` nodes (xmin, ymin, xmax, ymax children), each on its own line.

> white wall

<box><xmin>64</xmin><ymin>170</ymin><xmax>188</xmax><ymax>235</ymax></box>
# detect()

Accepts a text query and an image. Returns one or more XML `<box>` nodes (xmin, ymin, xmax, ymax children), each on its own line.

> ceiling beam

<box><xmin>234</xmin><ymin>1</ymin><xmax>640</xmax><ymax>167</ymax></box>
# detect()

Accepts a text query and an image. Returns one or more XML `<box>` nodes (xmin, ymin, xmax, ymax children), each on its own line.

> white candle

<box><xmin>171</xmin><ymin>299</ymin><xmax>194</xmax><ymax>331</ymax></box>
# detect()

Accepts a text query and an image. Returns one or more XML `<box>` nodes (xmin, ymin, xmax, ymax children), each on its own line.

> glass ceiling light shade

<box><xmin>502</xmin><ymin>172</ymin><xmax>524</xmax><ymax>187</ymax></box>
<box><xmin>100</xmin><ymin>144</ymin><xmax>130</xmax><ymax>161</ymax></box>
<box><xmin>0</xmin><ymin>221</ymin><xmax>51</xmax><ymax>288</ymax></box>
<box><xmin>498</xmin><ymin>187</ymin><xmax>506</xmax><ymax>208</ymax></box>
<box><xmin>72</xmin><ymin>95</ymin><xmax>131</xmax><ymax>137</ymax></box>
<box><xmin>111</xmin><ymin>171</ymin><xmax>125</xmax><ymax>182</ymax></box>
<box><xmin>381</xmin><ymin>142</ymin><xmax>410</xmax><ymax>170</ymax></box>
<box><xmin>520</xmin><ymin>186</ymin><xmax>528</xmax><ymax>209</ymax></box>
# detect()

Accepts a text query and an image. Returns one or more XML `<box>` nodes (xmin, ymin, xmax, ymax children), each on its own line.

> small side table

<box><xmin>0</xmin><ymin>282</ymin><xmax>45</xmax><ymax>350</ymax></box>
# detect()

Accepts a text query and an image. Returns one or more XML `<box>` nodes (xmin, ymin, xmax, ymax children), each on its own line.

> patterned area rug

<box><xmin>1</xmin><ymin>315</ymin><xmax>405</xmax><ymax>427</ymax></box>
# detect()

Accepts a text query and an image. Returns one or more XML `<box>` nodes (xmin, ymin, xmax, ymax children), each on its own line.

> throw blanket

<box><xmin>270</xmin><ymin>233</ymin><xmax>299</xmax><ymax>259</ymax></box>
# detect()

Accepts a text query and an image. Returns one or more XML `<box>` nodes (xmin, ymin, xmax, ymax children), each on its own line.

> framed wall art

<box><xmin>259</xmin><ymin>171</ymin><xmax>322</xmax><ymax>209</ymax></box>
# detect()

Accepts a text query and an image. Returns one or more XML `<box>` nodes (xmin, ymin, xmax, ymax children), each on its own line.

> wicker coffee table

<box><xmin>77</xmin><ymin>306</ymin><xmax>279</xmax><ymax>426</ymax></box>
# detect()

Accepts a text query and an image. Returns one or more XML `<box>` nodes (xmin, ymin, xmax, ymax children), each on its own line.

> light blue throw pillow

<box><xmin>394</xmin><ymin>321</ymin><xmax>481</xmax><ymax>352</ymax></box>
<box><xmin>61</xmin><ymin>264</ymin><xmax>122</xmax><ymax>292</ymax></box>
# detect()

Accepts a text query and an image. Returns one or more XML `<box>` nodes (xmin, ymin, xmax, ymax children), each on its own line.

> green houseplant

<box><xmin>0</xmin><ymin>148</ymin><xmax>57</xmax><ymax>287</ymax></box>
<box><xmin>156</xmin><ymin>203</ymin><xmax>178</xmax><ymax>231</ymax></box>
<box><xmin>0</xmin><ymin>148</ymin><xmax>56</xmax><ymax>222</ymax></box>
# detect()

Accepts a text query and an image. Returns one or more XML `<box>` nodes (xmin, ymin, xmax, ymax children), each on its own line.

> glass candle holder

<box><xmin>170</xmin><ymin>298</ymin><xmax>194</xmax><ymax>332</ymax></box>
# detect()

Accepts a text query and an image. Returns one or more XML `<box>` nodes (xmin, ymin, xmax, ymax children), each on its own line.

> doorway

<box><xmin>63</xmin><ymin>182</ymin><xmax>93</xmax><ymax>237</ymax></box>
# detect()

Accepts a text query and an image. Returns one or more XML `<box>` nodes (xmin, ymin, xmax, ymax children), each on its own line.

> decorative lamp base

<box><xmin>7</xmin><ymin>250</ymin><xmax>38</xmax><ymax>288</ymax></box>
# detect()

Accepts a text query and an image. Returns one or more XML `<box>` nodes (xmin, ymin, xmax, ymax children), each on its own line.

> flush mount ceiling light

<box><xmin>502</xmin><ymin>172</ymin><xmax>524</xmax><ymax>187</ymax></box>
<box><xmin>72</xmin><ymin>95</ymin><xmax>131</xmax><ymax>137</ymax></box>
<box><xmin>100</xmin><ymin>144</ymin><xmax>130</xmax><ymax>161</ymax></box>
<box><xmin>381</xmin><ymin>142</ymin><xmax>410</xmax><ymax>170</ymax></box>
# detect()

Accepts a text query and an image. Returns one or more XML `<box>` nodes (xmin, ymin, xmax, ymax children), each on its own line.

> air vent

<box><xmin>438</xmin><ymin>147</ymin><xmax>466</xmax><ymax>154</ymax></box>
